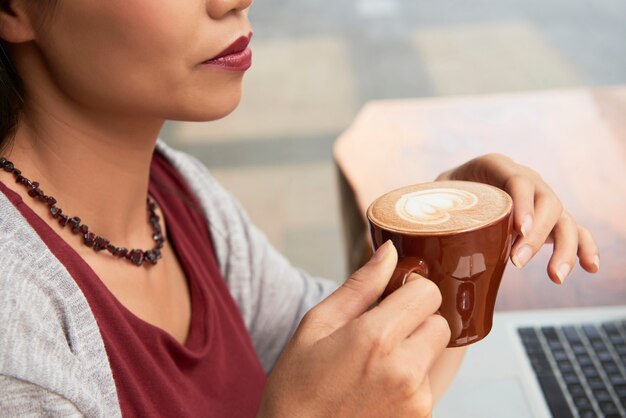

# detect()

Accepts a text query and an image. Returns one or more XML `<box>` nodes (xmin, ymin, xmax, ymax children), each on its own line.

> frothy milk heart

<box><xmin>368</xmin><ymin>181</ymin><xmax>512</xmax><ymax>235</ymax></box>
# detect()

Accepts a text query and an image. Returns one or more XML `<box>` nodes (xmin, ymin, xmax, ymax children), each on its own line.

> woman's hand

<box><xmin>258</xmin><ymin>241</ymin><xmax>450</xmax><ymax>418</ymax></box>
<box><xmin>436</xmin><ymin>153</ymin><xmax>600</xmax><ymax>284</ymax></box>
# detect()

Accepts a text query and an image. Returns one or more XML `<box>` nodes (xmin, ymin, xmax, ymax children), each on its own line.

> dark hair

<box><xmin>0</xmin><ymin>0</ymin><xmax>58</xmax><ymax>154</ymax></box>
<box><xmin>0</xmin><ymin>42</ymin><xmax>23</xmax><ymax>154</ymax></box>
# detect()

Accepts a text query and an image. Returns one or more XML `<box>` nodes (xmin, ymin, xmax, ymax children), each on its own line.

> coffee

<box><xmin>367</xmin><ymin>181</ymin><xmax>512</xmax><ymax>235</ymax></box>
<box><xmin>367</xmin><ymin>181</ymin><xmax>514</xmax><ymax>347</ymax></box>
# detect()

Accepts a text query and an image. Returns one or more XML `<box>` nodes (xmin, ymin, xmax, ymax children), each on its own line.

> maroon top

<box><xmin>0</xmin><ymin>150</ymin><xmax>267</xmax><ymax>417</ymax></box>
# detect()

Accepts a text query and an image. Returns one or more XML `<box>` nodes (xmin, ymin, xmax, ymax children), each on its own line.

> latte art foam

<box><xmin>368</xmin><ymin>181</ymin><xmax>512</xmax><ymax>235</ymax></box>
<box><xmin>395</xmin><ymin>188</ymin><xmax>479</xmax><ymax>225</ymax></box>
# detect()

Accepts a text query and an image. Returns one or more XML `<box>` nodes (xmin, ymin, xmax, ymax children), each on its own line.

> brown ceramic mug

<box><xmin>367</xmin><ymin>180</ymin><xmax>514</xmax><ymax>347</ymax></box>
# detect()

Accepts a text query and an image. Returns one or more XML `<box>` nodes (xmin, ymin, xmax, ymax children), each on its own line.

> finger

<box><xmin>435</xmin><ymin>169</ymin><xmax>453</xmax><ymax>181</ymax></box>
<box><xmin>511</xmin><ymin>189</ymin><xmax>562</xmax><ymax>268</ymax></box>
<box><xmin>416</xmin><ymin>377</ymin><xmax>434</xmax><ymax>418</ymax></box>
<box><xmin>546</xmin><ymin>212</ymin><xmax>578</xmax><ymax>284</ymax></box>
<box><xmin>469</xmin><ymin>153</ymin><xmax>517</xmax><ymax>186</ymax></box>
<box><xmin>416</xmin><ymin>378</ymin><xmax>434</xmax><ymax>418</ymax></box>
<box><xmin>503</xmin><ymin>174</ymin><xmax>535</xmax><ymax>238</ymax></box>
<box><xmin>577</xmin><ymin>226</ymin><xmax>600</xmax><ymax>273</ymax></box>
<box><xmin>394</xmin><ymin>377</ymin><xmax>434</xmax><ymax>418</ymax></box>
<box><xmin>400</xmin><ymin>315</ymin><xmax>451</xmax><ymax>381</ymax></box>
<box><xmin>304</xmin><ymin>240</ymin><xmax>398</xmax><ymax>337</ymax></box>
<box><xmin>362</xmin><ymin>274</ymin><xmax>442</xmax><ymax>346</ymax></box>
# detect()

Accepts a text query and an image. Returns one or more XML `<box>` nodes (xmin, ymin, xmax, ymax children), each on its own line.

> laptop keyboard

<box><xmin>518</xmin><ymin>320</ymin><xmax>626</xmax><ymax>418</ymax></box>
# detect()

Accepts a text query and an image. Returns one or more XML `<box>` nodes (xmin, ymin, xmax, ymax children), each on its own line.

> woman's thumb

<box><xmin>303</xmin><ymin>240</ymin><xmax>398</xmax><ymax>337</ymax></box>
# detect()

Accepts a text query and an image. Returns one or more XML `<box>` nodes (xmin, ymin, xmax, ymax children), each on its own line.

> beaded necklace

<box><xmin>0</xmin><ymin>157</ymin><xmax>164</xmax><ymax>266</ymax></box>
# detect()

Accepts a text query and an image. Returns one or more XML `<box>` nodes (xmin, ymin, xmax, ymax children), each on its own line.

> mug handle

<box><xmin>381</xmin><ymin>256</ymin><xmax>430</xmax><ymax>299</ymax></box>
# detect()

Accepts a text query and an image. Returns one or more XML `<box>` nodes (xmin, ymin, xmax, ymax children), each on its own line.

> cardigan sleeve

<box><xmin>0</xmin><ymin>192</ymin><xmax>123</xmax><ymax>417</ymax></box>
<box><xmin>0</xmin><ymin>260</ymin><xmax>119</xmax><ymax>418</ymax></box>
<box><xmin>156</xmin><ymin>142</ymin><xmax>340</xmax><ymax>372</ymax></box>
<box><xmin>210</xmin><ymin>189</ymin><xmax>340</xmax><ymax>372</ymax></box>
<box><xmin>0</xmin><ymin>375</ymin><xmax>83</xmax><ymax>417</ymax></box>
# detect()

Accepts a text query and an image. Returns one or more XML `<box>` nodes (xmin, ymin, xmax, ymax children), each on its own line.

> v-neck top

<box><xmin>0</xmin><ymin>149</ymin><xmax>267</xmax><ymax>417</ymax></box>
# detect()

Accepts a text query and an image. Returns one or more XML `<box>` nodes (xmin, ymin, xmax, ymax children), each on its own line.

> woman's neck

<box><xmin>3</xmin><ymin>104</ymin><xmax>165</xmax><ymax>248</ymax></box>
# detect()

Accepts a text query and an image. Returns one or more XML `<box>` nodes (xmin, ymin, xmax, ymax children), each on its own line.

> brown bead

<box><xmin>50</xmin><ymin>206</ymin><xmax>61</xmax><ymax>218</ymax></box>
<box><xmin>79</xmin><ymin>224</ymin><xmax>89</xmax><ymax>234</ymax></box>
<box><xmin>3</xmin><ymin>161</ymin><xmax>14</xmax><ymax>171</ymax></box>
<box><xmin>58</xmin><ymin>214</ymin><xmax>69</xmax><ymax>227</ymax></box>
<box><xmin>46</xmin><ymin>196</ymin><xmax>57</xmax><ymax>206</ymax></box>
<box><xmin>117</xmin><ymin>248</ymin><xmax>128</xmax><ymax>258</ymax></box>
<box><xmin>145</xmin><ymin>250</ymin><xmax>158</xmax><ymax>265</ymax></box>
<box><xmin>12</xmin><ymin>169</ymin><xmax>20</xmax><ymax>176</ymax></box>
<box><xmin>128</xmin><ymin>249</ymin><xmax>144</xmax><ymax>266</ymax></box>
<box><xmin>69</xmin><ymin>217</ymin><xmax>81</xmax><ymax>233</ymax></box>
<box><xmin>93</xmin><ymin>237</ymin><xmax>110</xmax><ymax>252</ymax></box>
<box><xmin>27</xmin><ymin>188</ymin><xmax>38</xmax><ymax>197</ymax></box>
<box><xmin>83</xmin><ymin>232</ymin><xmax>96</xmax><ymax>247</ymax></box>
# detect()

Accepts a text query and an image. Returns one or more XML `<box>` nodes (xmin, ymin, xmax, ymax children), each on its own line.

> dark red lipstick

<box><xmin>202</xmin><ymin>33</ymin><xmax>252</xmax><ymax>72</ymax></box>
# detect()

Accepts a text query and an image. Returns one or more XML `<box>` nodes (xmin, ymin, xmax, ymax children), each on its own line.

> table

<box><xmin>333</xmin><ymin>86</ymin><xmax>626</xmax><ymax>310</ymax></box>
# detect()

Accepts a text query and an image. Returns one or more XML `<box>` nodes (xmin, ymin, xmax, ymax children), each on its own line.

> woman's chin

<box><xmin>170</xmin><ymin>103</ymin><xmax>242</xmax><ymax>123</ymax></box>
<box><xmin>173</xmin><ymin>92</ymin><xmax>243</xmax><ymax>122</ymax></box>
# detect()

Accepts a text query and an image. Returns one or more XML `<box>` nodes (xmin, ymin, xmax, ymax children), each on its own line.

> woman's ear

<box><xmin>0</xmin><ymin>0</ymin><xmax>37</xmax><ymax>43</ymax></box>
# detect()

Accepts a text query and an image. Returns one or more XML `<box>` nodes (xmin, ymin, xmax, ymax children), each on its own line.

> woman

<box><xmin>0</xmin><ymin>0</ymin><xmax>599</xmax><ymax>417</ymax></box>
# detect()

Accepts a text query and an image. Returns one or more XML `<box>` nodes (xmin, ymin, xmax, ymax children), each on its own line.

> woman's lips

<box><xmin>201</xmin><ymin>34</ymin><xmax>252</xmax><ymax>72</ymax></box>
<box><xmin>202</xmin><ymin>48</ymin><xmax>252</xmax><ymax>71</ymax></box>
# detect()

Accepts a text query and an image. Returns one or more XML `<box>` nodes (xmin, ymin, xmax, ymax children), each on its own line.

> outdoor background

<box><xmin>160</xmin><ymin>0</ymin><xmax>626</xmax><ymax>283</ymax></box>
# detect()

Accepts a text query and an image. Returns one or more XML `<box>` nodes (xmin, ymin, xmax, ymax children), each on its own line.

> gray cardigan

<box><xmin>0</xmin><ymin>140</ymin><xmax>337</xmax><ymax>417</ymax></box>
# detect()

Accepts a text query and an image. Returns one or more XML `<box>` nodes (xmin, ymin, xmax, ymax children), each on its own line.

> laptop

<box><xmin>434</xmin><ymin>306</ymin><xmax>626</xmax><ymax>418</ymax></box>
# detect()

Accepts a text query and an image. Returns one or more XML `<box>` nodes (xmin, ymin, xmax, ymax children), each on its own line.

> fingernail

<box><xmin>556</xmin><ymin>263</ymin><xmax>571</xmax><ymax>284</ymax></box>
<box><xmin>593</xmin><ymin>255</ymin><xmax>600</xmax><ymax>272</ymax></box>
<box><xmin>371</xmin><ymin>240</ymin><xmax>392</xmax><ymax>262</ymax></box>
<box><xmin>520</xmin><ymin>214</ymin><xmax>533</xmax><ymax>237</ymax></box>
<box><xmin>513</xmin><ymin>245</ymin><xmax>532</xmax><ymax>269</ymax></box>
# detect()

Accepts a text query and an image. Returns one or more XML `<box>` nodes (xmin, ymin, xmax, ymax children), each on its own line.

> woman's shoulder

<box><xmin>0</xmin><ymin>250</ymin><xmax>75</xmax><ymax>373</ymax></box>
<box><xmin>0</xmin><ymin>193</ymin><xmax>120</xmax><ymax>416</ymax></box>
<box><xmin>0</xmin><ymin>196</ymin><xmax>88</xmax><ymax>379</ymax></box>
<box><xmin>0</xmin><ymin>189</ymin><xmax>81</xmax><ymax>328</ymax></box>
<box><xmin>0</xmin><ymin>242</ymin><xmax>107</xmax><ymax>414</ymax></box>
